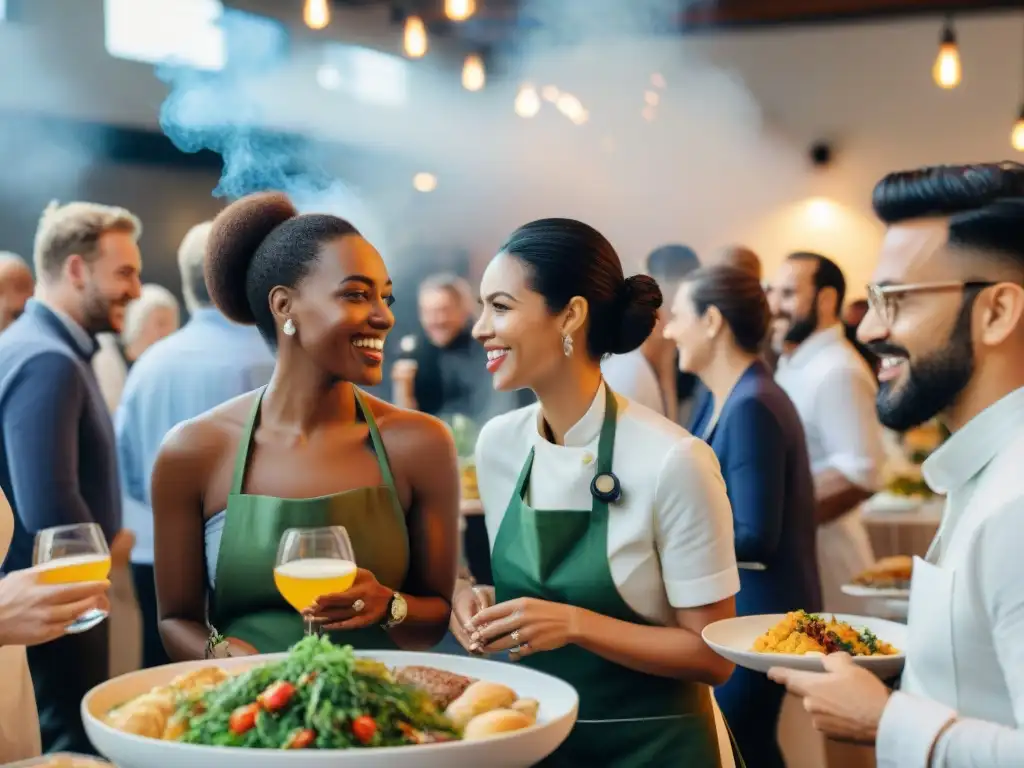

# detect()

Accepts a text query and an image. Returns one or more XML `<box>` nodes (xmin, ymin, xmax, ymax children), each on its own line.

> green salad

<box><xmin>178</xmin><ymin>636</ymin><xmax>460</xmax><ymax>749</ymax></box>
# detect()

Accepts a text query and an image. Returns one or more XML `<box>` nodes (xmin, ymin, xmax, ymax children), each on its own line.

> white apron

<box><xmin>0</xmin><ymin>489</ymin><xmax>42</xmax><ymax>763</ymax></box>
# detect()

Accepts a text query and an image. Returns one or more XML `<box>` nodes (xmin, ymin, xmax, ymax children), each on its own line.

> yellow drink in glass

<box><xmin>274</xmin><ymin>558</ymin><xmax>357</xmax><ymax>612</ymax></box>
<box><xmin>34</xmin><ymin>553</ymin><xmax>112</xmax><ymax>585</ymax></box>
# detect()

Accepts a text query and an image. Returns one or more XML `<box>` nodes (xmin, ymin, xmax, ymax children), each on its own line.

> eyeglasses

<box><xmin>865</xmin><ymin>280</ymin><xmax>995</xmax><ymax>327</ymax></box>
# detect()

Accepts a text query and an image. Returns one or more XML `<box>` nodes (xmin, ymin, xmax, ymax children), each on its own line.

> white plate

<box><xmin>841</xmin><ymin>584</ymin><xmax>911</xmax><ymax>599</ymax></box>
<box><xmin>83</xmin><ymin>650</ymin><xmax>578</xmax><ymax>768</ymax></box>
<box><xmin>702</xmin><ymin>613</ymin><xmax>907</xmax><ymax>679</ymax></box>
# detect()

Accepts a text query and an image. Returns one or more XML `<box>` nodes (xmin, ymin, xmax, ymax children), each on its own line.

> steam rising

<box><xmin>155</xmin><ymin>0</ymin><xmax>807</xmax><ymax>273</ymax></box>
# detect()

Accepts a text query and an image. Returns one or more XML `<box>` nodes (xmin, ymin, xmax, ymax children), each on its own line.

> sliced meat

<box><xmin>394</xmin><ymin>666</ymin><xmax>476</xmax><ymax>709</ymax></box>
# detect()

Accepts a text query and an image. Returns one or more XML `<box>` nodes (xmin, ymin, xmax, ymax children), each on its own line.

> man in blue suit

<box><xmin>0</xmin><ymin>200</ymin><xmax>142</xmax><ymax>753</ymax></box>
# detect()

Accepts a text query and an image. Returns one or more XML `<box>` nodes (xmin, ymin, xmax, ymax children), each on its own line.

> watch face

<box><xmin>391</xmin><ymin>593</ymin><xmax>409</xmax><ymax>622</ymax></box>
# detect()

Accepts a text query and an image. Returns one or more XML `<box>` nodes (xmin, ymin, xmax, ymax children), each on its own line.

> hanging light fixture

<box><xmin>462</xmin><ymin>53</ymin><xmax>485</xmax><ymax>91</ymax></box>
<box><xmin>404</xmin><ymin>15</ymin><xmax>428</xmax><ymax>58</ymax></box>
<box><xmin>932</xmin><ymin>16</ymin><xmax>962</xmax><ymax>89</ymax></box>
<box><xmin>303</xmin><ymin>0</ymin><xmax>330</xmax><ymax>30</ymax></box>
<box><xmin>514</xmin><ymin>84</ymin><xmax>541</xmax><ymax>118</ymax></box>
<box><xmin>445</xmin><ymin>0</ymin><xmax>476</xmax><ymax>22</ymax></box>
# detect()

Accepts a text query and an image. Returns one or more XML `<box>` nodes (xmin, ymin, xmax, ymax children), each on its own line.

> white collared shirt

<box><xmin>774</xmin><ymin>324</ymin><xmax>886</xmax><ymax>491</ymax></box>
<box><xmin>876</xmin><ymin>385</ymin><xmax>1024</xmax><ymax>768</ymax></box>
<box><xmin>475</xmin><ymin>382</ymin><xmax>739</xmax><ymax>624</ymax></box>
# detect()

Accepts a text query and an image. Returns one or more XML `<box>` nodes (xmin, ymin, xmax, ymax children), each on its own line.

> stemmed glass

<box><xmin>274</xmin><ymin>526</ymin><xmax>357</xmax><ymax>636</ymax></box>
<box><xmin>33</xmin><ymin>523</ymin><xmax>111</xmax><ymax>634</ymax></box>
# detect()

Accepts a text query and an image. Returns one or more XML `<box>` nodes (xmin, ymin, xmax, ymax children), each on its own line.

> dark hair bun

<box><xmin>610</xmin><ymin>274</ymin><xmax>663</xmax><ymax>355</ymax></box>
<box><xmin>205</xmin><ymin>191</ymin><xmax>298</xmax><ymax>324</ymax></box>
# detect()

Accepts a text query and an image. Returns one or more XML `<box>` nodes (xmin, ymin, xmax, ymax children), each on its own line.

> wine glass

<box><xmin>33</xmin><ymin>523</ymin><xmax>112</xmax><ymax>634</ymax></box>
<box><xmin>274</xmin><ymin>527</ymin><xmax>357</xmax><ymax>636</ymax></box>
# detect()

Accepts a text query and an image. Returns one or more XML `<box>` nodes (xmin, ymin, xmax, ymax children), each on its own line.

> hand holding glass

<box><xmin>32</xmin><ymin>523</ymin><xmax>112</xmax><ymax>634</ymax></box>
<box><xmin>274</xmin><ymin>527</ymin><xmax>357</xmax><ymax>636</ymax></box>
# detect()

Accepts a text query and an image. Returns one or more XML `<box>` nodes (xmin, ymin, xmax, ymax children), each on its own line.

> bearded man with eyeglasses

<box><xmin>769</xmin><ymin>161</ymin><xmax>1024</xmax><ymax>768</ymax></box>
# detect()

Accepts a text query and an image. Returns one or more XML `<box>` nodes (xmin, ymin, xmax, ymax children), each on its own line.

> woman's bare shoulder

<box><xmin>360</xmin><ymin>391</ymin><xmax>454</xmax><ymax>453</ymax></box>
<box><xmin>156</xmin><ymin>391</ymin><xmax>259</xmax><ymax>470</ymax></box>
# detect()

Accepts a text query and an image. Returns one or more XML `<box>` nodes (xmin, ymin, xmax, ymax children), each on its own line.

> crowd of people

<box><xmin>0</xmin><ymin>160</ymin><xmax>1021</xmax><ymax>767</ymax></box>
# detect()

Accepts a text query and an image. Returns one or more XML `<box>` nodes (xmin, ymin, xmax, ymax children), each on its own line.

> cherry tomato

<box><xmin>352</xmin><ymin>715</ymin><xmax>377</xmax><ymax>745</ymax></box>
<box><xmin>284</xmin><ymin>728</ymin><xmax>316</xmax><ymax>749</ymax></box>
<box><xmin>228</xmin><ymin>703</ymin><xmax>260</xmax><ymax>735</ymax></box>
<box><xmin>258</xmin><ymin>681</ymin><xmax>296</xmax><ymax>712</ymax></box>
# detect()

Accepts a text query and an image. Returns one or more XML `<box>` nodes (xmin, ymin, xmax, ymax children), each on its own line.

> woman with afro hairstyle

<box><xmin>150</xmin><ymin>192</ymin><xmax>460</xmax><ymax>659</ymax></box>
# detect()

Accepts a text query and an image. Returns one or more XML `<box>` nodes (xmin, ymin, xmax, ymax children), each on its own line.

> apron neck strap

<box><xmin>514</xmin><ymin>383</ymin><xmax>619</xmax><ymax>502</ymax></box>
<box><xmin>230</xmin><ymin>387</ymin><xmax>266</xmax><ymax>495</ymax></box>
<box><xmin>228</xmin><ymin>386</ymin><xmax>397</xmax><ymax>497</ymax></box>
<box><xmin>353</xmin><ymin>389</ymin><xmax>398</xmax><ymax>493</ymax></box>
<box><xmin>596</xmin><ymin>384</ymin><xmax>618</xmax><ymax>476</ymax></box>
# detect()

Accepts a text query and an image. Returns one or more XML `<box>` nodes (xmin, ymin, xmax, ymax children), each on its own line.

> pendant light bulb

<box><xmin>445</xmin><ymin>0</ymin><xmax>476</xmax><ymax>22</ymax></box>
<box><xmin>404</xmin><ymin>15</ymin><xmax>428</xmax><ymax>58</ymax></box>
<box><xmin>514</xmin><ymin>84</ymin><xmax>541</xmax><ymax>118</ymax></box>
<box><xmin>303</xmin><ymin>0</ymin><xmax>330</xmax><ymax>30</ymax></box>
<box><xmin>932</xmin><ymin>20</ymin><xmax>962</xmax><ymax>89</ymax></box>
<box><xmin>1012</xmin><ymin>106</ymin><xmax>1024</xmax><ymax>152</ymax></box>
<box><xmin>462</xmin><ymin>54</ymin><xmax>485</xmax><ymax>91</ymax></box>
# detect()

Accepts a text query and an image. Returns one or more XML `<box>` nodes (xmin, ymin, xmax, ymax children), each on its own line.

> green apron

<box><xmin>209</xmin><ymin>386</ymin><xmax>409</xmax><ymax>652</ymax></box>
<box><xmin>491</xmin><ymin>387</ymin><xmax>728</xmax><ymax>767</ymax></box>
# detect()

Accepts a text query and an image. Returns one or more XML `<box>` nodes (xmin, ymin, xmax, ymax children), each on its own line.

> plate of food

<box><xmin>82</xmin><ymin>636</ymin><xmax>578</xmax><ymax>768</ymax></box>
<box><xmin>702</xmin><ymin>610</ymin><xmax>907</xmax><ymax>679</ymax></box>
<box><xmin>841</xmin><ymin>556</ymin><xmax>913</xmax><ymax>599</ymax></box>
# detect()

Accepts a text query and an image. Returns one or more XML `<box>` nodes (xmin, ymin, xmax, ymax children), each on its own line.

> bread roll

<box><xmin>510</xmin><ymin>698</ymin><xmax>539</xmax><ymax>721</ymax></box>
<box><xmin>463</xmin><ymin>708</ymin><xmax>534</xmax><ymax>740</ymax></box>
<box><xmin>445</xmin><ymin>680</ymin><xmax>518</xmax><ymax>728</ymax></box>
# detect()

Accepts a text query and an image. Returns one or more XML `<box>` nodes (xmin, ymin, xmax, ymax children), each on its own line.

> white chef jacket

<box><xmin>775</xmin><ymin>324</ymin><xmax>886</xmax><ymax>613</ymax></box>
<box><xmin>876</xmin><ymin>385</ymin><xmax>1024</xmax><ymax>768</ymax></box>
<box><xmin>0</xmin><ymin>488</ymin><xmax>42</xmax><ymax>762</ymax></box>
<box><xmin>475</xmin><ymin>382</ymin><xmax>739</xmax><ymax>625</ymax></box>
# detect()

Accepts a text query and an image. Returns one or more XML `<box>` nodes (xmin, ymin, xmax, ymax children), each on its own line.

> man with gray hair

<box><xmin>0</xmin><ymin>200</ymin><xmax>142</xmax><ymax>754</ymax></box>
<box><xmin>115</xmin><ymin>220</ymin><xmax>274</xmax><ymax>668</ymax></box>
<box><xmin>93</xmin><ymin>284</ymin><xmax>181</xmax><ymax>412</ymax></box>
<box><xmin>392</xmin><ymin>272</ymin><xmax>507</xmax><ymax>421</ymax></box>
<box><xmin>0</xmin><ymin>252</ymin><xmax>33</xmax><ymax>333</ymax></box>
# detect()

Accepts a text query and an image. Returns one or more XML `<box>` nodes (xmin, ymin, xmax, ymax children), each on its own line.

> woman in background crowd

<box><xmin>452</xmin><ymin>218</ymin><xmax>741</xmax><ymax>766</ymax></box>
<box><xmin>666</xmin><ymin>265</ymin><xmax>821</xmax><ymax>768</ymax></box>
<box><xmin>151</xmin><ymin>191</ymin><xmax>459</xmax><ymax>659</ymax></box>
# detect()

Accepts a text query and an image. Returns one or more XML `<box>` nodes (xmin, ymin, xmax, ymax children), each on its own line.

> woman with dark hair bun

<box><xmin>665</xmin><ymin>265</ymin><xmax>821</xmax><ymax>768</ymax></box>
<box><xmin>151</xmin><ymin>191</ymin><xmax>459</xmax><ymax>660</ymax></box>
<box><xmin>451</xmin><ymin>219</ymin><xmax>741</xmax><ymax>766</ymax></box>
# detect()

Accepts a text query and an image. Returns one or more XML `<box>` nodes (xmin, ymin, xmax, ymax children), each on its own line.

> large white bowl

<box><xmin>83</xmin><ymin>650</ymin><xmax>578</xmax><ymax>768</ymax></box>
<box><xmin>702</xmin><ymin>613</ymin><xmax>907</xmax><ymax>679</ymax></box>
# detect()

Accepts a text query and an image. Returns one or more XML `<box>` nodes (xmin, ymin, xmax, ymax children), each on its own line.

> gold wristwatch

<box><xmin>381</xmin><ymin>592</ymin><xmax>408</xmax><ymax>630</ymax></box>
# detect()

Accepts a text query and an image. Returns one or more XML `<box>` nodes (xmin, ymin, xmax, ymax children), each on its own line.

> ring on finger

<box><xmin>352</xmin><ymin>599</ymin><xmax>366</xmax><ymax>613</ymax></box>
<box><xmin>510</xmin><ymin>629</ymin><xmax>521</xmax><ymax>643</ymax></box>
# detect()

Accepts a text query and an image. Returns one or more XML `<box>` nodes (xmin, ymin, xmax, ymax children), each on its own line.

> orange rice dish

<box><xmin>752</xmin><ymin>610</ymin><xmax>899</xmax><ymax>657</ymax></box>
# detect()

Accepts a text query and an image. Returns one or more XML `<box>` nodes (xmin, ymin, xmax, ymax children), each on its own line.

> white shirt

<box><xmin>775</xmin><ymin>324</ymin><xmax>886</xmax><ymax>611</ymax></box>
<box><xmin>475</xmin><ymin>383</ymin><xmax>739</xmax><ymax>624</ymax></box>
<box><xmin>775</xmin><ymin>324</ymin><xmax>885</xmax><ymax>490</ymax></box>
<box><xmin>0</xmin><ymin>488</ymin><xmax>42</xmax><ymax>763</ymax></box>
<box><xmin>876</xmin><ymin>385</ymin><xmax>1024</xmax><ymax>768</ymax></box>
<box><xmin>93</xmin><ymin>333</ymin><xmax>128</xmax><ymax>414</ymax></box>
<box><xmin>600</xmin><ymin>350</ymin><xmax>665</xmax><ymax>416</ymax></box>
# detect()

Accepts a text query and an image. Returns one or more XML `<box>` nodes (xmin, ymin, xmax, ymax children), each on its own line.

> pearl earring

<box><xmin>283</xmin><ymin>318</ymin><xmax>296</xmax><ymax>336</ymax></box>
<box><xmin>562</xmin><ymin>334</ymin><xmax>574</xmax><ymax>357</ymax></box>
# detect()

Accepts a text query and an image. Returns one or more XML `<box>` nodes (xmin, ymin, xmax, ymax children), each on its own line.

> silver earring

<box><xmin>562</xmin><ymin>334</ymin><xmax>574</xmax><ymax>357</ymax></box>
<box><xmin>283</xmin><ymin>318</ymin><xmax>296</xmax><ymax>336</ymax></box>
